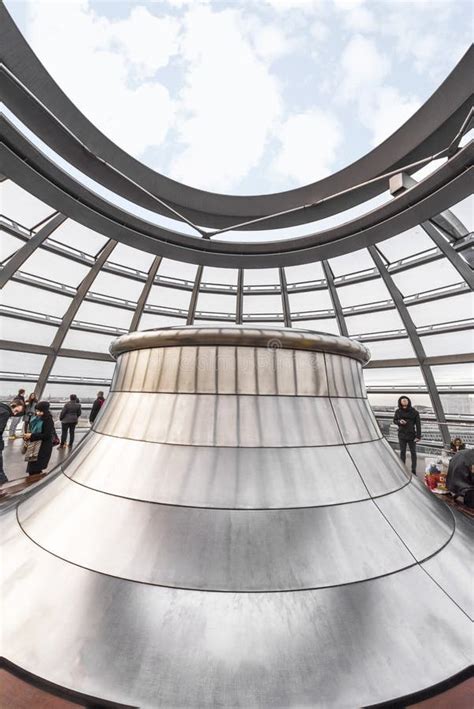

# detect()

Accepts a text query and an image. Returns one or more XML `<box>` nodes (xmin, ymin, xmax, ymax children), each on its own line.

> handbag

<box><xmin>52</xmin><ymin>433</ymin><xmax>60</xmax><ymax>447</ymax></box>
<box><xmin>24</xmin><ymin>439</ymin><xmax>42</xmax><ymax>463</ymax></box>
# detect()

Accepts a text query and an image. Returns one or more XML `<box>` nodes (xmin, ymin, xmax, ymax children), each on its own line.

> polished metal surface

<box><xmin>2</xmin><ymin>327</ymin><xmax>472</xmax><ymax>706</ymax></box>
<box><xmin>64</xmin><ymin>433</ymin><xmax>372</xmax><ymax>508</ymax></box>
<box><xmin>2</xmin><ymin>514</ymin><xmax>472</xmax><ymax>709</ymax></box>
<box><xmin>110</xmin><ymin>326</ymin><xmax>371</xmax><ymax>363</ymax></box>
<box><xmin>95</xmin><ymin>392</ymin><xmax>345</xmax><ymax>447</ymax></box>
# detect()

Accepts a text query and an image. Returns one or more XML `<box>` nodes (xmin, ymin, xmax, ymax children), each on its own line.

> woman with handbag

<box><xmin>23</xmin><ymin>401</ymin><xmax>56</xmax><ymax>476</ymax></box>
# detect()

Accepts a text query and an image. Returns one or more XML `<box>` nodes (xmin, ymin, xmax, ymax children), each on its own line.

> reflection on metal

<box><xmin>2</xmin><ymin>327</ymin><xmax>471</xmax><ymax>707</ymax></box>
<box><xmin>34</xmin><ymin>239</ymin><xmax>117</xmax><ymax>397</ymax></box>
<box><xmin>369</xmin><ymin>245</ymin><xmax>452</xmax><ymax>447</ymax></box>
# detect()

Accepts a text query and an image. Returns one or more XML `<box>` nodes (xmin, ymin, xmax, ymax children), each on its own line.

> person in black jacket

<box><xmin>23</xmin><ymin>401</ymin><xmax>55</xmax><ymax>475</ymax></box>
<box><xmin>59</xmin><ymin>394</ymin><xmax>82</xmax><ymax>448</ymax></box>
<box><xmin>446</xmin><ymin>448</ymin><xmax>474</xmax><ymax>507</ymax></box>
<box><xmin>8</xmin><ymin>388</ymin><xmax>26</xmax><ymax>438</ymax></box>
<box><xmin>393</xmin><ymin>396</ymin><xmax>421</xmax><ymax>475</ymax></box>
<box><xmin>0</xmin><ymin>398</ymin><xmax>25</xmax><ymax>484</ymax></box>
<box><xmin>89</xmin><ymin>391</ymin><xmax>105</xmax><ymax>424</ymax></box>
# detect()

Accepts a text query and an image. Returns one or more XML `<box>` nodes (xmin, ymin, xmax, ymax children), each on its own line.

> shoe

<box><xmin>58</xmin><ymin>444</ymin><xmax>66</xmax><ymax>449</ymax></box>
<box><xmin>8</xmin><ymin>435</ymin><xmax>16</xmax><ymax>440</ymax></box>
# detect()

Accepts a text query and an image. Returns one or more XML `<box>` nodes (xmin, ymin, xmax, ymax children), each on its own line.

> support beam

<box><xmin>322</xmin><ymin>260</ymin><xmax>348</xmax><ymax>336</ymax></box>
<box><xmin>236</xmin><ymin>269</ymin><xmax>244</xmax><ymax>324</ymax></box>
<box><xmin>279</xmin><ymin>268</ymin><xmax>291</xmax><ymax>328</ymax></box>
<box><xmin>34</xmin><ymin>239</ymin><xmax>117</xmax><ymax>397</ymax></box>
<box><xmin>129</xmin><ymin>256</ymin><xmax>162</xmax><ymax>332</ymax></box>
<box><xmin>369</xmin><ymin>245</ymin><xmax>451</xmax><ymax>447</ymax></box>
<box><xmin>186</xmin><ymin>265</ymin><xmax>203</xmax><ymax>326</ymax></box>
<box><xmin>0</xmin><ymin>213</ymin><xmax>67</xmax><ymax>288</ymax></box>
<box><xmin>423</xmin><ymin>222</ymin><xmax>474</xmax><ymax>288</ymax></box>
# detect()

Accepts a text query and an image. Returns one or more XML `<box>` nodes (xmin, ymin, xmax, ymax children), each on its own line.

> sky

<box><xmin>4</xmin><ymin>0</ymin><xmax>473</xmax><ymax>197</ymax></box>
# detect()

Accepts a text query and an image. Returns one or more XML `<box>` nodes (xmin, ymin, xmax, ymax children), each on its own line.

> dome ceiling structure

<box><xmin>0</xmin><ymin>3</ymin><xmax>473</xmax><ymax>452</ymax></box>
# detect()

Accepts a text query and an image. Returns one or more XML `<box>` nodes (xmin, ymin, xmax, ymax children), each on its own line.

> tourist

<box><xmin>450</xmin><ymin>437</ymin><xmax>466</xmax><ymax>454</ymax></box>
<box><xmin>59</xmin><ymin>394</ymin><xmax>82</xmax><ymax>449</ymax></box>
<box><xmin>89</xmin><ymin>391</ymin><xmax>105</xmax><ymax>424</ymax></box>
<box><xmin>446</xmin><ymin>448</ymin><xmax>474</xmax><ymax>508</ymax></box>
<box><xmin>23</xmin><ymin>393</ymin><xmax>39</xmax><ymax>433</ymax></box>
<box><xmin>393</xmin><ymin>396</ymin><xmax>421</xmax><ymax>476</ymax></box>
<box><xmin>23</xmin><ymin>401</ymin><xmax>55</xmax><ymax>476</ymax></box>
<box><xmin>0</xmin><ymin>398</ymin><xmax>25</xmax><ymax>484</ymax></box>
<box><xmin>8</xmin><ymin>388</ymin><xmax>26</xmax><ymax>439</ymax></box>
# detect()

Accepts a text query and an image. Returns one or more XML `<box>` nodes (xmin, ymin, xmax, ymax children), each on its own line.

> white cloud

<box><xmin>368</xmin><ymin>87</ymin><xmax>421</xmax><ymax>146</ymax></box>
<box><xmin>271</xmin><ymin>109</ymin><xmax>343</xmax><ymax>185</ymax></box>
<box><xmin>168</xmin><ymin>6</ymin><xmax>282</xmax><ymax>191</ymax></box>
<box><xmin>23</xmin><ymin>1</ymin><xmax>178</xmax><ymax>157</ymax></box>
<box><xmin>339</xmin><ymin>35</ymin><xmax>390</xmax><ymax>101</ymax></box>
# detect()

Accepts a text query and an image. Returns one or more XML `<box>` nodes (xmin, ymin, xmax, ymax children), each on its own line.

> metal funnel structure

<box><xmin>1</xmin><ymin>327</ymin><xmax>472</xmax><ymax>707</ymax></box>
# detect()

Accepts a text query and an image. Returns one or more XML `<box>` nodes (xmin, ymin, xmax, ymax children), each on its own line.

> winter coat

<box><xmin>27</xmin><ymin>412</ymin><xmax>55</xmax><ymax>474</ymax></box>
<box><xmin>89</xmin><ymin>396</ymin><xmax>105</xmax><ymax>423</ymax></box>
<box><xmin>0</xmin><ymin>402</ymin><xmax>11</xmax><ymax>452</ymax></box>
<box><xmin>446</xmin><ymin>449</ymin><xmax>474</xmax><ymax>497</ymax></box>
<box><xmin>59</xmin><ymin>401</ymin><xmax>82</xmax><ymax>424</ymax></box>
<box><xmin>393</xmin><ymin>396</ymin><xmax>421</xmax><ymax>441</ymax></box>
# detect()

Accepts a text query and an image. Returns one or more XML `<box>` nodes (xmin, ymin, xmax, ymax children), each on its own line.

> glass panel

<box><xmin>431</xmin><ymin>363</ymin><xmax>474</xmax><ymax>386</ymax></box>
<box><xmin>0</xmin><ymin>350</ymin><xmax>46</xmax><ymax>374</ymax></box>
<box><xmin>42</xmin><ymin>382</ymin><xmax>111</xmax><ymax>402</ymax></box>
<box><xmin>392</xmin><ymin>259</ymin><xmax>461</xmax><ymax>297</ymax></box>
<box><xmin>243</xmin><ymin>294</ymin><xmax>283</xmax><ymax>314</ymax></box>
<box><xmin>196</xmin><ymin>292</ymin><xmax>236</xmax><ymax>314</ymax></box>
<box><xmin>328</xmin><ymin>248</ymin><xmax>374</xmax><ymax>277</ymax></box>
<box><xmin>0</xmin><ymin>231</ymin><xmax>23</xmax><ymax>261</ymax></box>
<box><xmin>408</xmin><ymin>293</ymin><xmax>473</xmax><ymax>327</ymax></box>
<box><xmin>74</xmin><ymin>301</ymin><xmax>133</xmax><ymax>329</ymax></box>
<box><xmin>337</xmin><ymin>279</ymin><xmax>391</xmax><ymax>307</ymax></box>
<box><xmin>240</xmin><ymin>320</ymin><xmax>284</xmax><ymax>327</ymax></box>
<box><xmin>92</xmin><ymin>272</ymin><xmax>144</xmax><ymax>301</ymax></box>
<box><xmin>285</xmin><ymin>263</ymin><xmax>324</xmax><ymax>283</ymax></box>
<box><xmin>368</xmin><ymin>393</ymin><xmax>432</xmax><ymax>414</ymax></box>
<box><xmin>297</xmin><ymin>318</ymin><xmax>340</xmax><ymax>335</ymax></box>
<box><xmin>51</xmin><ymin>219</ymin><xmax>108</xmax><ymax>256</ymax></box>
<box><xmin>202</xmin><ymin>267</ymin><xmax>238</xmax><ymax>285</ymax></box>
<box><xmin>421</xmin><ymin>331</ymin><xmax>474</xmax><ymax>356</ymax></box>
<box><xmin>1</xmin><ymin>281</ymin><xmax>71</xmax><ymax>317</ymax></box>
<box><xmin>50</xmin><ymin>357</ymin><xmax>115</xmax><ymax>379</ymax></box>
<box><xmin>147</xmin><ymin>285</ymin><xmax>192</xmax><ymax>311</ymax></box>
<box><xmin>346</xmin><ymin>310</ymin><xmax>404</xmax><ymax>335</ymax></box>
<box><xmin>1</xmin><ymin>180</ymin><xmax>54</xmax><ymax>228</ymax></box>
<box><xmin>377</xmin><ymin>226</ymin><xmax>433</xmax><ymax>263</ymax></box>
<box><xmin>138</xmin><ymin>313</ymin><xmax>185</xmax><ymax>330</ymax></box>
<box><xmin>244</xmin><ymin>269</ymin><xmax>280</xmax><ymax>286</ymax></box>
<box><xmin>0</xmin><ymin>317</ymin><xmax>57</xmax><ymax>346</ymax></box>
<box><xmin>21</xmin><ymin>248</ymin><xmax>90</xmax><ymax>287</ymax></box>
<box><xmin>440</xmin><ymin>394</ymin><xmax>474</xmax><ymax>416</ymax></box>
<box><xmin>157</xmin><ymin>259</ymin><xmax>198</xmax><ymax>282</ymax></box>
<box><xmin>363</xmin><ymin>367</ymin><xmax>424</xmax><ymax>386</ymax></box>
<box><xmin>62</xmin><ymin>329</ymin><xmax>116</xmax><ymax>353</ymax></box>
<box><xmin>448</xmin><ymin>195</ymin><xmax>473</xmax><ymax>232</ymax></box>
<box><xmin>288</xmin><ymin>290</ymin><xmax>332</xmax><ymax>313</ymax></box>
<box><xmin>107</xmin><ymin>243</ymin><xmax>155</xmax><ymax>272</ymax></box>
<box><xmin>194</xmin><ymin>319</ymin><xmax>237</xmax><ymax>326</ymax></box>
<box><xmin>366</xmin><ymin>339</ymin><xmax>415</xmax><ymax>361</ymax></box>
<box><xmin>0</xmin><ymin>379</ymin><xmax>39</xmax><ymax>400</ymax></box>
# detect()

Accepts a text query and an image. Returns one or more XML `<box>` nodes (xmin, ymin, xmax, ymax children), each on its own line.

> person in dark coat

<box><xmin>8</xmin><ymin>388</ymin><xmax>26</xmax><ymax>438</ymax></box>
<box><xmin>446</xmin><ymin>448</ymin><xmax>474</xmax><ymax>507</ymax></box>
<box><xmin>0</xmin><ymin>398</ymin><xmax>25</xmax><ymax>484</ymax></box>
<box><xmin>23</xmin><ymin>393</ymin><xmax>39</xmax><ymax>432</ymax></box>
<box><xmin>393</xmin><ymin>396</ymin><xmax>421</xmax><ymax>475</ymax></box>
<box><xmin>59</xmin><ymin>394</ymin><xmax>82</xmax><ymax>448</ymax></box>
<box><xmin>89</xmin><ymin>391</ymin><xmax>105</xmax><ymax>424</ymax></box>
<box><xmin>23</xmin><ymin>401</ymin><xmax>55</xmax><ymax>475</ymax></box>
